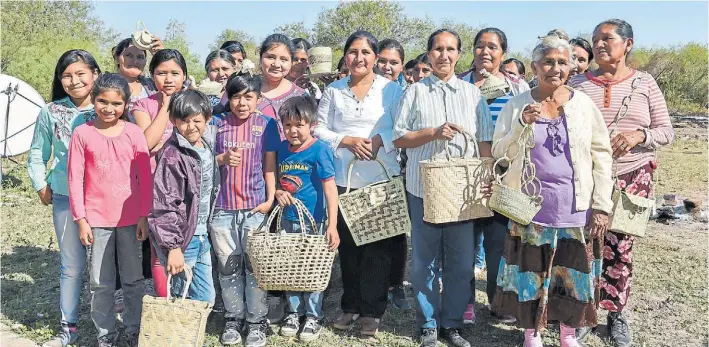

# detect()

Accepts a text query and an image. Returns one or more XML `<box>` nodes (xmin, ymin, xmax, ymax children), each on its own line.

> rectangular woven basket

<box><xmin>138</xmin><ymin>268</ymin><xmax>213</xmax><ymax>347</ymax></box>
<box><xmin>338</xmin><ymin>159</ymin><xmax>411</xmax><ymax>246</ymax></box>
<box><xmin>420</xmin><ymin>132</ymin><xmax>494</xmax><ymax>224</ymax></box>
<box><xmin>248</xmin><ymin>200</ymin><xmax>336</xmax><ymax>292</ymax></box>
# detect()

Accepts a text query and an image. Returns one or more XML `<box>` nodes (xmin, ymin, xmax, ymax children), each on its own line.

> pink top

<box><xmin>131</xmin><ymin>94</ymin><xmax>174</xmax><ymax>172</ymax></box>
<box><xmin>68</xmin><ymin>121</ymin><xmax>153</xmax><ymax>227</ymax></box>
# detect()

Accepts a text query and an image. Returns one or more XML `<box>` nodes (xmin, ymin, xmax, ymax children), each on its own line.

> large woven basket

<box><xmin>138</xmin><ymin>268</ymin><xmax>212</xmax><ymax>347</ymax></box>
<box><xmin>339</xmin><ymin>159</ymin><xmax>410</xmax><ymax>246</ymax></box>
<box><xmin>247</xmin><ymin>199</ymin><xmax>336</xmax><ymax>292</ymax></box>
<box><xmin>420</xmin><ymin>131</ymin><xmax>494</xmax><ymax>224</ymax></box>
<box><xmin>307</xmin><ymin>47</ymin><xmax>333</xmax><ymax>76</ymax></box>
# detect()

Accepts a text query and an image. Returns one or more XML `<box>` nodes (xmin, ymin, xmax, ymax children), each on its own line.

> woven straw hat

<box><xmin>479</xmin><ymin>70</ymin><xmax>511</xmax><ymax>100</ymax></box>
<box><xmin>132</xmin><ymin>21</ymin><xmax>154</xmax><ymax>51</ymax></box>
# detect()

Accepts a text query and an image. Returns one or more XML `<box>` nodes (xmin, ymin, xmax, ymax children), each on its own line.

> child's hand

<box><xmin>78</xmin><ymin>219</ymin><xmax>93</xmax><ymax>246</ymax></box>
<box><xmin>38</xmin><ymin>186</ymin><xmax>53</xmax><ymax>205</ymax></box>
<box><xmin>136</xmin><ymin>217</ymin><xmax>149</xmax><ymax>241</ymax></box>
<box><xmin>275</xmin><ymin>190</ymin><xmax>295</xmax><ymax>207</ymax></box>
<box><xmin>222</xmin><ymin>148</ymin><xmax>242</xmax><ymax>167</ymax></box>
<box><xmin>325</xmin><ymin>226</ymin><xmax>340</xmax><ymax>251</ymax></box>
<box><xmin>166</xmin><ymin>248</ymin><xmax>185</xmax><ymax>276</ymax></box>
<box><xmin>250</xmin><ymin>201</ymin><xmax>272</xmax><ymax>215</ymax></box>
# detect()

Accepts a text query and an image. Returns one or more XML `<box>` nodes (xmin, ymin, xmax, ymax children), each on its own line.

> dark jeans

<box><xmin>337</xmin><ymin>186</ymin><xmax>405</xmax><ymax>318</ymax></box>
<box><xmin>389</xmin><ymin>234</ymin><xmax>408</xmax><ymax>286</ymax></box>
<box><xmin>469</xmin><ymin>213</ymin><xmax>507</xmax><ymax>306</ymax></box>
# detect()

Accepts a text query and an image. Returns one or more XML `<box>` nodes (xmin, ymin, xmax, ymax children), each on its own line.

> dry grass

<box><xmin>1</xmin><ymin>130</ymin><xmax>707</xmax><ymax>347</ymax></box>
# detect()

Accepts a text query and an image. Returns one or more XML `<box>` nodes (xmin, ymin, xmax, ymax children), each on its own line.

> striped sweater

<box><xmin>568</xmin><ymin>70</ymin><xmax>674</xmax><ymax>175</ymax></box>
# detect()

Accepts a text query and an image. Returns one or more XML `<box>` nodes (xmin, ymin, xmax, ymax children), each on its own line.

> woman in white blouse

<box><xmin>314</xmin><ymin>30</ymin><xmax>403</xmax><ymax>337</ymax></box>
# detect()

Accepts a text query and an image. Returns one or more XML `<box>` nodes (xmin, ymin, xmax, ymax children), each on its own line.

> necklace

<box><xmin>545</xmin><ymin>117</ymin><xmax>565</xmax><ymax>156</ymax></box>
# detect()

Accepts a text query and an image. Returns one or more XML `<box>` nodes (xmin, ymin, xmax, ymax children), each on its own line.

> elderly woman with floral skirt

<box><xmin>491</xmin><ymin>35</ymin><xmax>613</xmax><ymax>347</ymax></box>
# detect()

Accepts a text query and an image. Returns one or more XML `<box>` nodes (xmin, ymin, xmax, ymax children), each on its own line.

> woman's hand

<box><xmin>433</xmin><ymin>122</ymin><xmax>461</xmax><ymax>141</ymax></box>
<box><xmin>157</xmin><ymin>91</ymin><xmax>172</xmax><ymax>110</ymax></box>
<box><xmin>611</xmin><ymin>130</ymin><xmax>645</xmax><ymax>158</ymax></box>
<box><xmin>166</xmin><ymin>248</ymin><xmax>185</xmax><ymax>276</ymax></box>
<box><xmin>78</xmin><ymin>219</ymin><xmax>93</xmax><ymax>246</ymax></box>
<box><xmin>342</xmin><ymin>136</ymin><xmax>373</xmax><ymax>160</ymax></box>
<box><xmin>369</xmin><ymin>135</ymin><xmax>383</xmax><ymax>160</ymax></box>
<box><xmin>589</xmin><ymin>209</ymin><xmax>609</xmax><ymax>239</ymax></box>
<box><xmin>480</xmin><ymin>176</ymin><xmax>494</xmax><ymax>198</ymax></box>
<box><xmin>521</xmin><ymin>103</ymin><xmax>541</xmax><ymax>125</ymax></box>
<box><xmin>149</xmin><ymin>36</ymin><xmax>164</xmax><ymax>55</ymax></box>
<box><xmin>38</xmin><ymin>186</ymin><xmax>53</xmax><ymax>205</ymax></box>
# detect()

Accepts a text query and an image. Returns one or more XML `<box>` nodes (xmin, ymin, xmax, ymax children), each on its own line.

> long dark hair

<box><xmin>51</xmin><ymin>50</ymin><xmax>101</xmax><ymax>102</ymax></box>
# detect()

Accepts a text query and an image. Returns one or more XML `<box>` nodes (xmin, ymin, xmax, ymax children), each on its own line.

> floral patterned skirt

<box><xmin>600</xmin><ymin>160</ymin><xmax>656</xmax><ymax>313</ymax></box>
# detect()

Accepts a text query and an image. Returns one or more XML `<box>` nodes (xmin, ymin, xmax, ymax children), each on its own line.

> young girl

<box><xmin>68</xmin><ymin>73</ymin><xmax>153</xmax><ymax>347</ymax></box>
<box><xmin>258</xmin><ymin>34</ymin><xmax>306</xmax><ymax>117</ymax></box>
<box><xmin>27</xmin><ymin>49</ymin><xmax>100</xmax><ymax>347</ymax></box>
<box><xmin>131</xmin><ymin>48</ymin><xmax>188</xmax><ymax>298</ymax></box>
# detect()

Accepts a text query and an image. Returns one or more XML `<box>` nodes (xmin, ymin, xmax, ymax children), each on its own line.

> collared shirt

<box><xmin>315</xmin><ymin>74</ymin><xmax>403</xmax><ymax>189</ymax></box>
<box><xmin>393</xmin><ymin>74</ymin><xmax>493</xmax><ymax>198</ymax></box>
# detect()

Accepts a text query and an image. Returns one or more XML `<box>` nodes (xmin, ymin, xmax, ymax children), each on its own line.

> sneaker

<box><xmin>463</xmin><ymin>304</ymin><xmax>476</xmax><ymax>324</ymax></box>
<box><xmin>419</xmin><ymin>328</ymin><xmax>437</xmax><ymax>347</ymax></box>
<box><xmin>575</xmin><ymin>326</ymin><xmax>595</xmax><ymax>341</ymax></box>
<box><xmin>123</xmin><ymin>333</ymin><xmax>139</xmax><ymax>347</ymax></box>
<box><xmin>97</xmin><ymin>335</ymin><xmax>116</xmax><ymax>347</ymax></box>
<box><xmin>114</xmin><ymin>289</ymin><xmax>124</xmax><ymax>314</ymax></box>
<box><xmin>42</xmin><ymin>324</ymin><xmax>78</xmax><ymax>347</ymax></box>
<box><xmin>266</xmin><ymin>293</ymin><xmax>285</xmax><ymax>324</ymax></box>
<box><xmin>491</xmin><ymin>310</ymin><xmax>517</xmax><ymax>324</ymax></box>
<box><xmin>524</xmin><ymin>329</ymin><xmax>543</xmax><ymax>347</ymax></box>
<box><xmin>389</xmin><ymin>285</ymin><xmax>412</xmax><ymax>310</ymax></box>
<box><xmin>560</xmin><ymin>323</ymin><xmax>581</xmax><ymax>347</ymax></box>
<box><xmin>299</xmin><ymin>317</ymin><xmax>322</xmax><ymax>342</ymax></box>
<box><xmin>279</xmin><ymin>313</ymin><xmax>300</xmax><ymax>337</ymax></box>
<box><xmin>608</xmin><ymin>312</ymin><xmax>632</xmax><ymax>347</ymax></box>
<box><xmin>440</xmin><ymin>328</ymin><xmax>471</xmax><ymax>347</ymax></box>
<box><xmin>221</xmin><ymin>319</ymin><xmax>244</xmax><ymax>345</ymax></box>
<box><xmin>332</xmin><ymin>312</ymin><xmax>360</xmax><ymax>330</ymax></box>
<box><xmin>245</xmin><ymin>321</ymin><xmax>268</xmax><ymax>347</ymax></box>
<box><xmin>359</xmin><ymin>317</ymin><xmax>380</xmax><ymax>336</ymax></box>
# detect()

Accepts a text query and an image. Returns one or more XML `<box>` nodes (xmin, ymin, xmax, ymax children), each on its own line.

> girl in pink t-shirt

<box><xmin>68</xmin><ymin>74</ymin><xmax>152</xmax><ymax>345</ymax></box>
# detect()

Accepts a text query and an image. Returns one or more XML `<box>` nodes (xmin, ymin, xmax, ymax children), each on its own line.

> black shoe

<box><xmin>576</xmin><ymin>325</ymin><xmax>595</xmax><ymax>341</ymax></box>
<box><xmin>279</xmin><ymin>313</ymin><xmax>300</xmax><ymax>337</ymax></box>
<box><xmin>266</xmin><ymin>293</ymin><xmax>285</xmax><ymax>324</ymax></box>
<box><xmin>419</xmin><ymin>328</ymin><xmax>438</xmax><ymax>347</ymax></box>
<box><xmin>245</xmin><ymin>321</ymin><xmax>268</xmax><ymax>347</ymax></box>
<box><xmin>608</xmin><ymin>312</ymin><xmax>632</xmax><ymax>347</ymax></box>
<box><xmin>440</xmin><ymin>328</ymin><xmax>471</xmax><ymax>347</ymax></box>
<box><xmin>299</xmin><ymin>317</ymin><xmax>322</xmax><ymax>342</ymax></box>
<box><xmin>389</xmin><ymin>285</ymin><xmax>412</xmax><ymax>310</ymax></box>
<box><xmin>97</xmin><ymin>335</ymin><xmax>116</xmax><ymax>347</ymax></box>
<box><xmin>221</xmin><ymin>319</ymin><xmax>245</xmax><ymax>345</ymax></box>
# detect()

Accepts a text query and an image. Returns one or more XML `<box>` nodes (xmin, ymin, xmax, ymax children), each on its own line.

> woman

<box><xmin>411</xmin><ymin>53</ymin><xmax>432</xmax><ymax>83</ymax></box>
<box><xmin>288</xmin><ymin>38</ymin><xmax>323</xmax><ymax>101</ymax></box>
<box><xmin>202</xmin><ymin>49</ymin><xmax>237</xmax><ymax>106</ymax></box>
<box><xmin>376</xmin><ymin>39</ymin><xmax>407</xmax><ymax>89</ymax></box>
<box><xmin>336</xmin><ymin>56</ymin><xmax>349</xmax><ymax>80</ymax></box>
<box><xmin>220</xmin><ymin>40</ymin><xmax>247</xmax><ymax>71</ymax></box>
<box><xmin>393</xmin><ymin>29</ymin><xmax>493</xmax><ymax>347</ymax></box>
<box><xmin>131</xmin><ymin>49</ymin><xmax>189</xmax><ymax>299</ymax></box>
<box><xmin>569</xmin><ymin>19</ymin><xmax>674</xmax><ymax>346</ymax></box>
<box><xmin>502</xmin><ymin>58</ymin><xmax>526</xmax><ymax>78</ymax></box>
<box><xmin>491</xmin><ymin>35</ymin><xmax>613</xmax><ymax>347</ymax></box>
<box><xmin>569</xmin><ymin>37</ymin><xmax>593</xmax><ymax>77</ymax></box>
<box><xmin>458</xmin><ymin>27</ymin><xmax>530</xmax><ymax>325</ymax></box>
<box><xmin>112</xmin><ymin>37</ymin><xmax>163</xmax><ymax>113</ymax></box>
<box><xmin>314</xmin><ymin>30</ymin><xmax>404</xmax><ymax>337</ymax></box>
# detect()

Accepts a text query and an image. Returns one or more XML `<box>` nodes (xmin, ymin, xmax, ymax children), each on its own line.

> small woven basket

<box><xmin>339</xmin><ymin>159</ymin><xmax>410</xmax><ymax>246</ymax></box>
<box><xmin>248</xmin><ymin>199</ymin><xmax>336</xmax><ymax>292</ymax></box>
<box><xmin>307</xmin><ymin>47</ymin><xmax>333</xmax><ymax>75</ymax></box>
<box><xmin>138</xmin><ymin>268</ymin><xmax>212</xmax><ymax>347</ymax></box>
<box><xmin>420</xmin><ymin>130</ymin><xmax>494</xmax><ymax>224</ymax></box>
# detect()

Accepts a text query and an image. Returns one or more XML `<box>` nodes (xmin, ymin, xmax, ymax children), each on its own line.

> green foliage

<box><xmin>274</xmin><ymin>22</ymin><xmax>314</xmax><ymax>43</ymax></box>
<box><xmin>161</xmin><ymin>19</ymin><xmax>205</xmax><ymax>81</ymax></box>
<box><xmin>209</xmin><ymin>29</ymin><xmax>259</xmax><ymax>59</ymax></box>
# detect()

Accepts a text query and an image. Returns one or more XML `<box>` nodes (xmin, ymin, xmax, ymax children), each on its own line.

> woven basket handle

<box><xmin>435</xmin><ymin>129</ymin><xmax>479</xmax><ymax>161</ymax></box>
<box><xmin>344</xmin><ymin>158</ymin><xmax>393</xmax><ymax>194</ymax></box>
<box><xmin>166</xmin><ymin>266</ymin><xmax>193</xmax><ymax>301</ymax></box>
<box><xmin>136</xmin><ymin>21</ymin><xmax>147</xmax><ymax>32</ymax></box>
<box><xmin>262</xmin><ymin>199</ymin><xmax>318</xmax><ymax>243</ymax></box>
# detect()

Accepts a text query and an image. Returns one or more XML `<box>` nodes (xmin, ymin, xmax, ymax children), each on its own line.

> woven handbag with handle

<box><xmin>608</xmin><ymin>73</ymin><xmax>654</xmax><ymax>237</ymax></box>
<box><xmin>138</xmin><ymin>267</ymin><xmax>213</xmax><ymax>347</ymax></box>
<box><xmin>420</xmin><ymin>130</ymin><xmax>495</xmax><ymax>224</ymax></box>
<box><xmin>339</xmin><ymin>158</ymin><xmax>410</xmax><ymax>246</ymax></box>
<box><xmin>488</xmin><ymin>120</ymin><xmax>544</xmax><ymax>225</ymax></box>
<box><xmin>247</xmin><ymin>199</ymin><xmax>336</xmax><ymax>291</ymax></box>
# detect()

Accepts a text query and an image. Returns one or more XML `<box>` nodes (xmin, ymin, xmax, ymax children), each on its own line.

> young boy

<box><xmin>210</xmin><ymin>73</ymin><xmax>279</xmax><ymax>347</ymax></box>
<box><xmin>148</xmin><ymin>89</ymin><xmax>218</xmax><ymax>304</ymax></box>
<box><xmin>274</xmin><ymin>96</ymin><xmax>339</xmax><ymax>342</ymax></box>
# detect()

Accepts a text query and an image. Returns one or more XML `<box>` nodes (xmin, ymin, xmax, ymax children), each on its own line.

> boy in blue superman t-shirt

<box><xmin>274</xmin><ymin>95</ymin><xmax>339</xmax><ymax>342</ymax></box>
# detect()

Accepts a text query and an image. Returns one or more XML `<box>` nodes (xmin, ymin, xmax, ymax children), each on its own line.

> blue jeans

<box><xmin>469</xmin><ymin>213</ymin><xmax>507</xmax><ymax>305</ymax></box>
<box><xmin>52</xmin><ymin>194</ymin><xmax>86</xmax><ymax>324</ymax></box>
<box><xmin>282</xmin><ymin>218</ymin><xmax>325</xmax><ymax>319</ymax></box>
<box><xmin>210</xmin><ymin>209</ymin><xmax>269</xmax><ymax>323</ymax></box>
<box><xmin>408</xmin><ymin>193</ymin><xmax>474</xmax><ymax>330</ymax></box>
<box><xmin>474</xmin><ymin>230</ymin><xmax>485</xmax><ymax>269</ymax></box>
<box><xmin>155</xmin><ymin>234</ymin><xmax>215</xmax><ymax>304</ymax></box>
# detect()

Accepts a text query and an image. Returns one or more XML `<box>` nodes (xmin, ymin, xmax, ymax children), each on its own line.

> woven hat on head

<box><xmin>307</xmin><ymin>47</ymin><xmax>333</xmax><ymax>76</ymax></box>
<box><xmin>132</xmin><ymin>21</ymin><xmax>154</xmax><ymax>51</ymax></box>
<box><xmin>479</xmin><ymin>70</ymin><xmax>511</xmax><ymax>100</ymax></box>
<box><xmin>196</xmin><ymin>79</ymin><xmax>223</xmax><ymax>96</ymax></box>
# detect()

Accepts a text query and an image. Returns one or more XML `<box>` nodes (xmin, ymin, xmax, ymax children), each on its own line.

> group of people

<box><xmin>28</xmin><ymin>17</ymin><xmax>674</xmax><ymax>347</ymax></box>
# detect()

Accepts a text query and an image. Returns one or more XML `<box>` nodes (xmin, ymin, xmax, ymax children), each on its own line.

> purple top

<box><xmin>529</xmin><ymin>113</ymin><xmax>590</xmax><ymax>228</ymax></box>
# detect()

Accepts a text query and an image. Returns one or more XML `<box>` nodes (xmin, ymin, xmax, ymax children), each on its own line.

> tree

<box><xmin>274</xmin><ymin>22</ymin><xmax>314</xmax><ymax>43</ymax></box>
<box><xmin>209</xmin><ymin>29</ymin><xmax>256</xmax><ymax>51</ymax></box>
<box><xmin>161</xmin><ymin>19</ymin><xmax>205</xmax><ymax>81</ymax></box>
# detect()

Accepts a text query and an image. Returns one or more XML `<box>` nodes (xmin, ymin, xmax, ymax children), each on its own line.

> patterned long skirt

<box><xmin>599</xmin><ymin>161</ymin><xmax>656</xmax><ymax>313</ymax></box>
<box><xmin>492</xmin><ymin>222</ymin><xmax>602</xmax><ymax>331</ymax></box>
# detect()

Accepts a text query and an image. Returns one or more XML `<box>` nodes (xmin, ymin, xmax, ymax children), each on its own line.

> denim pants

<box><xmin>210</xmin><ymin>209</ymin><xmax>268</xmax><ymax>323</ymax></box>
<box><xmin>469</xmin><ymin>213</ymin><xmax>507</xmax><ymax>306</ymax></box>
<box><xmin>52</xmin><ymin>194</ymin><xmax>87</xmax><ymax>325</ymax></box>
<box><xmin>155</xmin><ymin>234</ymin><xmax>215</xmax><ymax>304</ymax></box>
<box><xmin>474</xmin><ymin>230</ymin><xmax>485</xmax><ymax>269</ymax></box>
<box><xmin>89</xmin><ymin>226</ymin><xmax>144</xmax><ymax>338</ymax></box>
<box><xmin>282</xmin><ymin>218</ymin><xmax>325</xmax><ymax>319</ymax></box>
<box><xmin>408</xmin><ymin>193</ymin><xmax>474</xmax><ymax>330</ymax></box>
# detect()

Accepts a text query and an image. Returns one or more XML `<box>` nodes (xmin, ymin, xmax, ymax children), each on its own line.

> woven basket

<box><xmin>420</xmin><ymin>131</ymin><xmax>495</xmax><ymax>224</ymax></box>
<box><xmin>248</xmin><ymin>199</ymin><xmax>335</xmax><ymax>292</ymax></box>
<box><xmin>339</xmin><ymin>159</ymin><xmax>410</xmax><ymax>246</ymax></box>
<box><xmin>138</xmin><ymin>268</ymin><xmax>212</xmax><ymax>347</ymax></box>
<box><xmin>307</xmin><ymin>47</ymin><xmax>333</xmax><ymax>75</ymax></box>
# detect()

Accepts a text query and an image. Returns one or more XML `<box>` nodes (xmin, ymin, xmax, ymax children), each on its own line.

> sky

<box><xmin>94</xmin><ymin>1</ymin><xmax>708</xmax><ymax>61</ymax></box>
